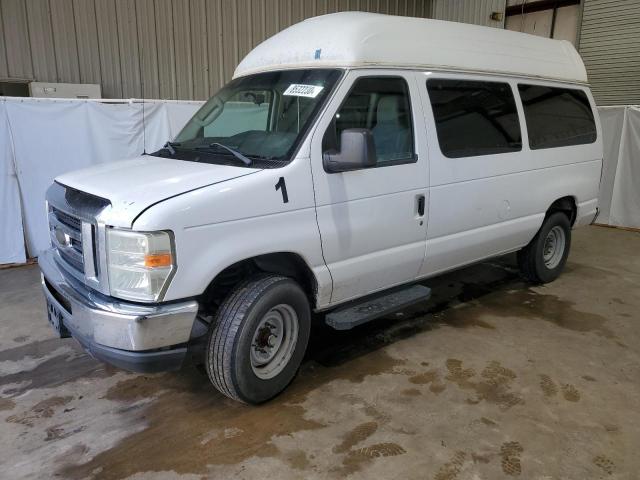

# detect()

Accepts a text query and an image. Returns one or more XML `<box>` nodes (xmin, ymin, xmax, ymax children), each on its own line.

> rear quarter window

<box><xmin>518</xmin><ymin>84</ymin><xmax>597</xmax><ymax>149</ymax></box>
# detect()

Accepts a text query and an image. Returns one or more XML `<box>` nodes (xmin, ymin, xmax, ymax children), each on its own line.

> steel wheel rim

<box><xmin>250</xmin><ymin>304</ymin><xmax>299</xmax><ymax>380</ymax></box>
<box><xmin>543</xmin><ymin>226</ymin><xmax>566</xmax><ymax>269</ymax></box>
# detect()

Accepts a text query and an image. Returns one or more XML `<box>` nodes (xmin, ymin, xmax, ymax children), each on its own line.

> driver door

<box><xmin>310</xmin><ymin>70</ymin><xmax>429</xmax><ymax>305</ymax></box>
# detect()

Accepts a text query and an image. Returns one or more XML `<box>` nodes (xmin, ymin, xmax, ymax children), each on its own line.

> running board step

<box><xmin>325</xmin><ymin>284</ymin><xmax>431</xmax><ymax>330</ymax></box>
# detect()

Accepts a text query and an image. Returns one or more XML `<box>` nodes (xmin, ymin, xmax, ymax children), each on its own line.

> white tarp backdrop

<box><xmin>0</xmin><ymin>98</ymin><xmax>638</xmax><ymax>265</ymax></box>
<box><xmin>605</xmin><ymin>107</ymin><xmax>640</xmax><ymax>229</ymax></box>
<box><xmin>0</xmin><ymin>98</ymin><xmax>202</xmax><ymax>263</ymax></box>
<box><xmin>1</xmin><ymin>102</ymin><xmax>26</xmax><ymax>264</ymax></box>
<box><xmin>597</xmin><ymin>107</ymin><xmax>625</xmax><ymax>225</ymax></box>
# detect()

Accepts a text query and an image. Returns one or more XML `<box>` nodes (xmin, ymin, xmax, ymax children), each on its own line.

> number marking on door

<box><xmin>275</xmin><ymin>177</ymin><xmax>289</xmax><ymax>203</ymax></box>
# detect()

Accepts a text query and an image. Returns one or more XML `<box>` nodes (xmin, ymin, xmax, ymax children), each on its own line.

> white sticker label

<box><xmin>283</xmin><ymin>84</ymin><xmax>324</xmax><ymax>98</ymax></box>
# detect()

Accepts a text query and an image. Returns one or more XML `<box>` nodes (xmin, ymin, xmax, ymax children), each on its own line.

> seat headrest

<box><xmin>376</xmin><ymin>95</ymin><xmax>404</xmax><ymax>124</ymax></box>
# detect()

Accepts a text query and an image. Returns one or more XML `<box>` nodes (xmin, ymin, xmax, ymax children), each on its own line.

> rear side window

<box><xmin>518</xmin><ymin>85</ymin><xmax>597</xmax><ymax>149</ymax></box>
<box><xmin>427</xmin><ymin>79</ymin><xmax>522</xmax><ymax>158</ymax></box>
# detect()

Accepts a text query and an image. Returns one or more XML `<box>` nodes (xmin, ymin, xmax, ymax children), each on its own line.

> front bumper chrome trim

<box><xmin>39</xmin><ymin>248</ymin><xmax>199</xmax><ymax>352</ymax></box>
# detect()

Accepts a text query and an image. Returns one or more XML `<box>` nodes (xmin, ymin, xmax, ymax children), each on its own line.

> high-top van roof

<box><xmin>234</xmin><ymin>12</ymin><xmax>588</xmax><ymax>84</ymax></box>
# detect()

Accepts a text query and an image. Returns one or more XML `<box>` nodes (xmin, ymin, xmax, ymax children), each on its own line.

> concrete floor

<box><xmin>0</xmin><ymin>225</ymin><xmax>639</xmax><ymax>480</ymax></box>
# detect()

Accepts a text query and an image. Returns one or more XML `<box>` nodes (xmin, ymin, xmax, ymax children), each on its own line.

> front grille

<box><xmin>59</xmin><ymin>247</ymin><xmax>84</xmax><ymax>272</ymax></box>
<box><xmin>50</xmin><ymin>207</ymin><xmax>85</xmax><ymax>274</ymax></box>
<box><xmin>54</xmin><ymin>209</ymin><xmax>82</xmax><ymax>231</ymax></box>
<box><xmin>46</xmin><ymin>183</ymin><xmax>110</xmax><ymax>292</ymax></box>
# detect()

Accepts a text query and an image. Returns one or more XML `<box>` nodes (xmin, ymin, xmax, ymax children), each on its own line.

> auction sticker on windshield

<box><xmin>283</xmin><ymin>84</ymin><xmax>324</xmax><ymax>98</ymax></box>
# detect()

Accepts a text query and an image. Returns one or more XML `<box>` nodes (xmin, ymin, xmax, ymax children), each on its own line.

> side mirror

<box><xmin>323</xmin><ymin>128</ymin><xmax>377</xmax><ymax>173</ymax></box>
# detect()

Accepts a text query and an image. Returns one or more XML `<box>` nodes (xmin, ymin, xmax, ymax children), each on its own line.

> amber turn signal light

<box><xmin>144</xmin><ymin>253</ymin><xmax>173</xmax><ymax>268</ymax></box>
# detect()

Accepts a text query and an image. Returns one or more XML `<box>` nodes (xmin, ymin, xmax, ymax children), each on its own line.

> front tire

<box><xmin>205</xmin><ymin>274</ymin><xmax>311</xmax><ymax>404</ymax></box>
<box><xmin>518</xmin><ymin>212</ymin><xmax>571</xmax><ymax>284</ymax></box>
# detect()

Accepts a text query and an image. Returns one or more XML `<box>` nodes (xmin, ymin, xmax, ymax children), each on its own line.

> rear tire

<box><xmin>518</xmin><ymin>212</ymin><xmax>571</xmax><ymax>284</ymax></box>
<box><xmin>205</xmin><ymin>274</ymin><xmax>310</xmax><ymax>404</ymax></box>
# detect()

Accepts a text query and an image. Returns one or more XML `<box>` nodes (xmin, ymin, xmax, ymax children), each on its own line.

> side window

<box><xmin>427</xmin><ymin>79</ymin><xmax>522</xmax><ymax>158</ymax></box>
<box><xmin>518</xmin><ymin>84</ymin><xmax>597</xmax><ymax>149</ymax></box>
<box><xmin>323</xmin><ymin>77</ymin><xmax>415</xmax><ymax>165</ymax></box>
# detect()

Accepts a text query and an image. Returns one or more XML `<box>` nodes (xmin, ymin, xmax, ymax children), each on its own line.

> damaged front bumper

<box><xmin>39</xmin><ymin>248</ymin><xmax>203</xmax><ymax>373</ymax></box>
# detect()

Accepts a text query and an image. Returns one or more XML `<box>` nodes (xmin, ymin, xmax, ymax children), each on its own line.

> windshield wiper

<box><xmin>161</xmin><ymin>141</ymin><xmax>181</xmax><ymax>156</ymax></box>
<box><xmin>195</xmin><ymin>142</ymin><xmax>252</xmax><ymax>166</ymax></box>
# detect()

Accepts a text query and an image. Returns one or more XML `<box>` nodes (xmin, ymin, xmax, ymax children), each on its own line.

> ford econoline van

<box><xmin>40</xmin><ymin>13</ymin><xmax>602</xmax><ymax>403</ymax></box>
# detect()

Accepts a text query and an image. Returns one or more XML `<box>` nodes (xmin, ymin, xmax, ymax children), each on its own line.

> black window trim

<box><xmin>517</xmin><ymin>82</ymin><xmax>598</xmax><ymax>150</ymax></box>
<box><xmin>322</xmin><ymin>74</ymin><xmax>418</xmax><ymax>173</ymax></box>
<box><xmin>427</xmin><ymin>77</ymin><xmax>524</xmax><ymax>159</ymax></box>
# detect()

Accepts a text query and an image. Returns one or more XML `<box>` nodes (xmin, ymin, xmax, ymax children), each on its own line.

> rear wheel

<box><xmin>518</xmin><ymin>212</ymin><xmax>571</xmax><ymax>284</ymax></box>
<box><xmin>205</xmin><ymin>274</ymin><xmax>310</xmax><ymax>404</ymax></box>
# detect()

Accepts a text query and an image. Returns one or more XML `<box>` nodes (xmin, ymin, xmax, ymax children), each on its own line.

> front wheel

<box><xmin>205</xmin><ymin>274</ymin><xmax>310</xmax><ymax>404</ymax></box>
<box><xmin>518</xmin><ymin>212</ymin><xmax>572</xmax><ymax>284</ymax></box>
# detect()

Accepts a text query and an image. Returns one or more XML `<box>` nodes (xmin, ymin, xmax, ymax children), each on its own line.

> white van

<box><xmin>40</xmin><ymin>13</ymin><xmax>602</xmax><ymax>403</ymax></box>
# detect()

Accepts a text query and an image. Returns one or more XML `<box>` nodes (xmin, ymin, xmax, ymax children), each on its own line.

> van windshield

<box><xmin>155</xmin><ymin>69</ymin><xmax>342</xmax><ymax>168</ymax></box>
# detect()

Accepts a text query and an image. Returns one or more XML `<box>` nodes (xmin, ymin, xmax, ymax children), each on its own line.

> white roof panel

<box><xmin>234</xmin><ymin>12</ymin><xmax>588</xmax><ymax>84</ymax></box>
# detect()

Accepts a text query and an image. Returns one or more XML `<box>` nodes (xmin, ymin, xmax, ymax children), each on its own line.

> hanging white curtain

<box><xmin>0</xmin><ymin>102</ymin><xmax>26</xmax><ymax>264</ymax></box>
<box><xmin>607</xmin><ymin>107</ymin><xmax>640</xmax><ymax>229</ymax></box>
<box><xmin>0</xmin><ymin>98</ymin><xmax>202</xmax><ymax>262</ymax></box>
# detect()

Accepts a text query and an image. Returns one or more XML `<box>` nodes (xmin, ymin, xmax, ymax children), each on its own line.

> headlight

<box><xmin>106</xmin><ymin>229</ymin><xmax>175</xmax><ymax>302</ymax></box>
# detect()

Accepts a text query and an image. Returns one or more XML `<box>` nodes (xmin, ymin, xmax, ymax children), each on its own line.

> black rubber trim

<box><xmin>66</xmin><ymin>322</ymin><xmax>187</xmax><ymax>373</ymax></box>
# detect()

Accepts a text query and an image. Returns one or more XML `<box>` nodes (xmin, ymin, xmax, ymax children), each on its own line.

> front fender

<box><xmin>132</xmin><ymin>159</ymin><xmax>332</xmax><ymax>306</ymax></box>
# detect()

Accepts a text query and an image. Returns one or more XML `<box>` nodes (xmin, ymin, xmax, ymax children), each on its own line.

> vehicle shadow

<box><xmin>179</xmin><ymin>253</ymin><xmax>525</xmax><ymax>390</ymax></box>
<box><xmin>304</xmin><ymin>253</ymin><xmax>523</xmax><ymax>369</ymax></box>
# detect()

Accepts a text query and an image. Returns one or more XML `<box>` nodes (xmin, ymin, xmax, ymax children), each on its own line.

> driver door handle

<box><xmin>417</xmin><ymin>195</ymin><xmax>425</xmax><ymax>217</ymax></box>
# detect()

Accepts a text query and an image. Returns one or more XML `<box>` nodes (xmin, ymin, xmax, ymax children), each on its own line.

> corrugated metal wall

<box><xmin>579</xmin><ymin>0</ymin><xmax>640</xmax><ymax>106</ymax></box>
<box><xmin>431</xmin><ymin>0</ymin><xmax>505</xmax><ymax>28</ymax></box>
<box><xmin>504</xmin><ymin>0</ymin><xmax>580</xmax><ymax>45</ymax></box>
<box><xmin>0</xmin><ymin>0</ymin><xmax>432</xmax><ymax>100</ymax></box>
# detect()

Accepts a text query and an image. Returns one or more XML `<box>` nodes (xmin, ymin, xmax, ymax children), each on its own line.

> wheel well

<box><xmin>547</xmin><ymin>196</ymin><xmax>577</xmax><ymax>226</ymax></box>
<box><xmin>200</xmin><ymin>253</ymin><xmax>318</xmax><ymax>315</ymax></box>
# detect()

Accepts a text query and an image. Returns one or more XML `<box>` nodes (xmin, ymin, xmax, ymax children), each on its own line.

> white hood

<box><xmin>55</xmin><ymin>156</ymin><xmax>259</xmax><ymax>227</ymax></box>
